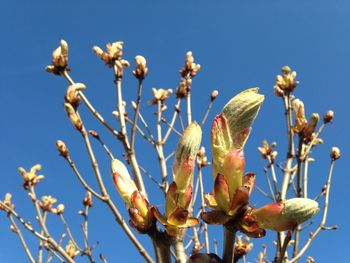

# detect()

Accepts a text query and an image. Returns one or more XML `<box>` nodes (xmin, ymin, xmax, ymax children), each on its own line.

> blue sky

<box><xmin>0</xmin><ymin>1</ymin><xmax>349</xmax><ymax>262</ymax></box>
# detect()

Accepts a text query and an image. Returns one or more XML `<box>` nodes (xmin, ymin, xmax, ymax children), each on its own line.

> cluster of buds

<box><xmin>111</xmin><ymin>159</ymin><xmax>154</xmax><ymax>233</ymax></box>
<box><xmin>0</xmin><ymin>193</ymin><xmax>14</xmax><ymax>211</ymax></box>
<box><xmin>65</xmin><ymin>83</ymin><xmax>86</xmax><ymax>108</ymax></box>
<box><xmin>258</xmin><ymin>140</ymin><xmax>278</xmax><ymax>163</ymax></box>
<box><xmin>55</xmin><ymin>140</ymin><xmax>69</xmax><ymax>158</ymax></box>
<box><xmin>188</xmin><ymin>253</ymin><xmax>223</xmax><ymax>263</ymax></box>
<box><xmin>46</xmin><ymin>40</ymin><xmax>69</xmax><ymax>75</ymax></box>
<box><xmin>274</xmin><ymin>66</ymin><xmax>299</xmax><ymax>96</ymax></box>
<box><xmin>197</xmin><ymin>146</ymin><xmax>209</xmax><ymax>167</ymax></box>
<box><xmin>175</xmin><ymin>77</ymin><xmax>190</xmax><ymax>99</ymax></box>
<box><xmin>292</xmin><ymin>98</ymin><xmax>321</xmax><ymax>141</ymax></box>
<box><xmin>148</xmin><ymin>88</ymin><xmax>173</xmax><ymax>105</ymax></box>
<box><xmin>175</xmin><ymin>52</ymin><xmax>201</xmax><ymax>98</ymax></box>
<box><xmin>202</xmin><ymin>88</ymin><xmax>268</xmax><ymax>237</ymax></box>
<box><xmin>39</xmin><ymin>195</ymin><xmax>57</xmax><ymax>212</ymax></box>
<box><xmin>93</xmin><ymin>41</ymin><xmax>130</xmax><ymax>78</ymax></box>
<box><xmin>132</xmin><ymin>55</ymin><xmax>148</xmax><ymax>80</ymax></box>
<box><xmin>64</xmin><ymin>103</ymin><xmax>83</xmax><ymax>131</ymax></box>
<box><xmin>18</xmin><ymin>164</ymin><xmax>45</xmax><ymax>189</ymax></box>
<box><xmin>180</xmin><ymin>51</ymin><xmax>201</xmax><ymax>78</ymax></box>
<box><xmin>152</xmin><ymin>123</ymin><xmax>202</xmax><ymax>236</ymax></box>
<box><xmin>234</xmin><ymin>235</ymin><xmax>254</xmax><ymax>259</ymax></box>
<box><xmin>65</xmin><ymin>240</ymin><xmax>79</xmax><ymax>259</ymax></box>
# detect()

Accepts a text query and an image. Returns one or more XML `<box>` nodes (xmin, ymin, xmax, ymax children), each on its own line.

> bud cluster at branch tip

<box><xmin>0</xmin><ymin>193</ymin><xmax>14</xmax><ymax>211</ymax></box>
<box><xmin>133</xmin><ymin>55</ymin><xmax>148</xmax><ymax>80</ymax></box>
<box><xmin>258</xmin><ymin>140</ymin><xmax>277</xmax><ymax>163</ymax></box>
<box><xmin>148</xmin><ymin>88</ymin><xmax>173</xmax><ymax>105</ymax></box>
<box><xmin>274</xmin><ymin>66</ymin><xmax>299</xmax><ymax>96</ymax></box>
<box><xmin>93</xmin><ymin>41</ymin><xmax>130</xmax><ymax>78</ymax></box>
<box><xmin>46</xmin><ymin>40</ymin><xmax>69</xmax><ymax>75</ymax></box>
<box><xmin>18</xmin><ymin>164</ymin><xmax>45</xmax><ymax>189</ymax></box>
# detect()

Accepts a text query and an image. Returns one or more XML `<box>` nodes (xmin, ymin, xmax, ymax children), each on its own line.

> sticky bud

<box><xmin>252</xmin><ymin>198</ymin><xmax>319</xmax><ymax>231</ymax></box>
<box><xmin>222</xmin><ymin>88</ymin><xmax>264</xmax><ymax>148</ymax></box>
<box><xmin>111</xmin><ymin>159</ymin><xmax>138</xmax><ymax>207</ymax></box>
<box><xmin>173</xmin><ymin>122</ymin><xmax>202</xmax><ymax>191</ymax></box>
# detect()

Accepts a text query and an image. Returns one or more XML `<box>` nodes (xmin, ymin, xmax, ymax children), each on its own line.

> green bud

<box><xmin>222</xmin><ymin>88</ymin><xmax>264</xmax><ymax>148</ymax></box>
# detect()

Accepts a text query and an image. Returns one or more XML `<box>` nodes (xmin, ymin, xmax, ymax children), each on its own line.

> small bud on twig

<box><xmin>323</xmin><ymin>110</ymin><xmax>334</xmax><ymax>123</ymax></box>
<box><xmin>56</xmin><ymin>140</ymin><xmax>69</xmax><ymax>157</ymax></box>
<box><xmin>330</xmin><ymin>147</ymin><xmax>341</xmax><ymax>160</ymax></box>
<box><xmin>133</xmin><ymin>55</ymin><xmax>148</xmax><ymax>80</ymax></box>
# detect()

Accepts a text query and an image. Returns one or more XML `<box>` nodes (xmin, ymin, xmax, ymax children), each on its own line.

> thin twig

<box><xmin>200</xmin><ymin>99</ymin><xmax>214</xmax><ymax>127</ymax></box>
<box><xmin>156</xmin><ymin>100</ymin><xmax>169</xmax><ymax>192</ymax></box>
<box><xmin>255</xmin><ymin>185</ymin><xmax>274</xmax><ymax>201</ymax></box>
<box><xmin>131</xmin><ymin>79</ymin><xmax>143</xmax><ymax>150</ymax></box>
<box><xmin>113</xmin><ymin>64</ymin><xmax>147</xmax><ymax>197</ymax></box>
<box><xmin>115</xmin><ymin>113</ymin><xmax>154</xmax><ymax>145</ymax></box>
<box><xmin>264</xmin><ymin>167</ymin><xmax>276</xmax><ymax>202</ymax></box>
<box><xmin>162</xmin><ymin>99</ymin><xmax>181</xmax><ymax>144</ymax></box>
<box><xmin>163</xmin><ymin>119</ymin><xmax>182</xmax><ymax>137</ymax></box>
<box><xmin>138</xmin><ymin>111</ymin><xmax>155</xmax><ymax>140</ymax></box>
<box><xmin>289</xmin><ymin>160</ymin><xmax>337</xmax><ymax>263</ymax></box>
<box><xmin>8</xmin><ymin>215</ymin><xmax>36</xmax><ymax>263</ymax></box>
<box><xmin>65</xmin><ymin>156</ymin><xmax>106</xmax><ymax>201</ymax></box>
<box><xmin>198</xmin><ymin>167</ymin><xmax>210</xmax><ymax>253</ymax></box>
<box><xmin>61</xmin><ymin>71</ymin><xmax>122</xmax><ymax>140</ymax></box>
<box><xmin>59</xmin><ymin>214</ymin><xmax>83</xmax><ymax>252</ymax></box>
<box><xmin>139</xmin><ymin>165</ymin><xmax>164</xmax><ymax>189</ymax></box>
<box><xmin>29</xmin><ymin>186</ymin><xmax>75</xmax><ymax>263</ymax></box>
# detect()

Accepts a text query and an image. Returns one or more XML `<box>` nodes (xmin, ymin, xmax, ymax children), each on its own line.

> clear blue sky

<box><xmin>1</xmin><ymin>1</ymin><xmax>349</xmax><ymax>262</ymax></box>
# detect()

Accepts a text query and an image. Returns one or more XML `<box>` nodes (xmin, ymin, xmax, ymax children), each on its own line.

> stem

<box><xmin>131</xmin><ymin>79</ymin><xmax>143</xmax><ymax>150</ymax></box>
<box><xmin>303</xmin><ymin>159</ymin><xmax>309</xmax><ymax>198</ymax></box>
<box><xmin>278</xmin><ymin>94</ymin><xmax>295</xmax><ymax>261</ymax></box>
<box><xmin>29</xmin><ymin>186</ymin><xmax>75</xmax><ymax>263</ymax></box>
<box><xmin>174</xmin><ymin>233</ymin><xmax>187</xmax><ymax>263</ymax></box>
<box><xmin>289</xmin><ymin>160</ymin><xmax>336</xmax><ymax>263</ymax></box>
<box><xmin>267</xmin><ymin>156</ymin><xmax>278</xmax><ymax>199</ymax></box>
<box><xmin>186</xmin><ymin>92</ymin><xmax>192</xmax><ymax>126</ymax></box>
<box><xmin>156</xmin><ymin>100</ymin><xmax>168</xmax><ymax>192</ymax></box>
<box><xmin>162</xmin><ymin>100</ymin><xmax>181</xmax><ymax>144</ymax></box>
<box><xmin>65</xmin><ymin>156</ymin><xmax>106</xmax><ymax>201</ymax></box>
<box><xmin>280</xmin><ymin>94</ymin><xmax>295</xmax><ymax>201</ymax></box>
<box><xmin>38</xmin><ymin>212</ymin><xmax>47</xmax><ymax>263</ymax></box>
<box><xmin>59</xmin><ymin>214</ymin><xmax>82</xmax><ymax>252</ymax></box>
<box><xmin>200</xmin><ymin>98</ymin><xmax>214</xmax><ymax>127</ymax></box>
<box><xmin>223</xmin><ymin>228</ymin><xmax>236</xmax><ymax>263</ymax></box>
<box><xmin>293</xmin><ymin>135</ymin><xmax>304</xmax><ymax>258</ymax></box>
<box><xmin>198</xmin><ymin>167</ymin><xmax>210</xmax><ymax>253</ymax></box>
<box><xmin>113</xmin><ymin>67</ymin><xmax>147</xmax><ymax>197</ymax></box>
<box><xmin>62</xmin><ymin>71</ymin><xmax>122</xmax><ymax>140</ymax></box>
<box><xmin>8</xmin><ymin>215</ymin><xmax>36</xmax><ymax>263</ymax></box>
